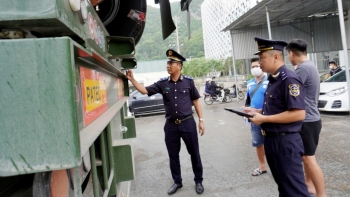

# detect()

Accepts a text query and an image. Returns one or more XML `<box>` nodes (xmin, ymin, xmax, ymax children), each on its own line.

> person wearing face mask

<box><xmin>324</xmin><ymin>61</ymin><xmax>342</xmax><ymax>80</ymax></box>
<box><xmin>328</xmin><ymin>61</ymin><xmax>342</xmax><ymax>77</ymax></box>
<box><xmin>243</xmin><ymin>57</ymin><xmax>269</xmax><ymax>176</ymax></box>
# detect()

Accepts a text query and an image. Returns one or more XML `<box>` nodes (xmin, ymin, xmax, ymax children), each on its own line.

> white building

<box><xmin>201</xmin><ymin>0</ymin><xmax>262</xmax><ymax>60</ymax></box>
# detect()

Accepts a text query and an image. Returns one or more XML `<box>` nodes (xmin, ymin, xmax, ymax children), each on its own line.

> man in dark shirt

<box><xmin>329</xmin><ymin>61</ymin><xmax>342</xmax><ymax>77</ymax></box>
<box><xmin>244</xmin><ymin>37</ymin><xmax>309</xmax><ymax>197</ymax></box>
<box><xmin>210</xmin><ymin>77</ymin><xmax>222</xmax><ymax>97</ymax></box>
<box><xmin>126</xmin><ymin>49</ymin><xmax>205</xmax><ymax>195</ymax></box>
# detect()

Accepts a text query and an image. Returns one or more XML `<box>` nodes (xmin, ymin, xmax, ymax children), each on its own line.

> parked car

<box><xmin>319</xmin><ymin>71</ymin><xmax>330</xmax><ymax>82</ymax></box>
<box><xmin>318</xmin><ymin>69</ymin><xmax>349</xmax><ymax>112</ymax></box>
<box><xmin>128</xmin><ymin>90</ymin><xmax>165</xmax><ymax>116</ymax></box>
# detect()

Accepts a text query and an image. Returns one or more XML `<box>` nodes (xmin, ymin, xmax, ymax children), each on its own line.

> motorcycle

<box><xmin>203</xmin><ymin>87</ymin><xmax>233</xmax><ymax>105</ymax></box>
<box><xmin>230</xmin><ymin>84</ymin><xmax>245</xmax><ymax>100</ymax></box>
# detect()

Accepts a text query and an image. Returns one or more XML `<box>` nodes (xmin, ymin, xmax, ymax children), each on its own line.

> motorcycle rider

<box><xmin>211</xmin><ymin>77</ymin><xmax>222</xmax><ymax>98</ymax></box>
<box><xmin>205</xmin><ymin>78</ymin><xmax>214</xmax><ymax>95</ymax></box>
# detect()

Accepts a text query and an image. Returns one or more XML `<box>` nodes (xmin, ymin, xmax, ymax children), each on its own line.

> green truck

<box><xmin>0</xmin><ymin>0</ymin><xmax>145</xmax><ymax>196</ymax></box>
<box><xmin>0</xmin><ymin>0</ymin><xmax>191</xmax><ymax>196</ymax></box>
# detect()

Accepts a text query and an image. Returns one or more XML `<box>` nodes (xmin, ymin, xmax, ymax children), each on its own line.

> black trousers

<box><xmin>264</xmin><ymin>132</ymin><xmax>309</xmax><ymax>197</ymax></box>
<box><xmin>214</xmin><ymin>89</ymin><xmax>221</xmax><ymax>97</ymax></box>
<box><xmin>164</xmin><ymin>118</ymin><xmax>203</xmax><ymax>184</ymax></box>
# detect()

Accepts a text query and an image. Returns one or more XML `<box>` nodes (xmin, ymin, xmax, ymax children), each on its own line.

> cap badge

<box><xmin>168</xmin><ymin>51</ymin><xmax>173</xmax><ymax>56</ymax></box>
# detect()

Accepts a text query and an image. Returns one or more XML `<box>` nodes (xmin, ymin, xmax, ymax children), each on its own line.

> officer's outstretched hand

<box><xmin>126</xmin><ymin>69</ymin><xmax>134</xmax><ymax>81</ymax></box>
<box><xmin>248</xmin><ymin>112</ymin><xmax>265</xmax><ymax>125</ymax></box>
<box><xmin>198</xmin><ymin>122</ymin><xmax>205</xmax><ymax>136</ymax></box>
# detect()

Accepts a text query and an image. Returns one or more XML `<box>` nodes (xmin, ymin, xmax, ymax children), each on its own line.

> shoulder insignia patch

<box><xmin>281</xmin><ymin>71</ymin><xmax>288</xmax><ymax>80</ymax></box>
<box><xmin>184</xmin><ymin>76</ymin><xmax>193</xmax><ymax>80</ymax></box>
<box><xmin>158</xmin><ymin>77</ymin><xmax>168</xmax><ymax>82</ymax></box>
<box><xmin>288</xmin><ymin>84</ymin><xmax>300</xmax><ymax>97</ymax></box>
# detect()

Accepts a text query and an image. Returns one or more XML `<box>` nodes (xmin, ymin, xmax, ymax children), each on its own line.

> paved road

<box><xmin>130</xmin><ymin>98</ymin><xmax>350</xmax><ymax>197</ymax></box>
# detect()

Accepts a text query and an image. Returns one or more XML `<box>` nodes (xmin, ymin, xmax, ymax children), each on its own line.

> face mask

<box><xmin>251</xmin><ymin>67</ymin><xmax>263</xmax><ymax>76</ymax></box>
<box><xmin>329</xmin><ymin>66</ymin><xmax>333</xmax><ymax>69</ymax></box>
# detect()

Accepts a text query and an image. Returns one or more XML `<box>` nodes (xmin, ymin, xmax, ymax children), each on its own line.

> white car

<box><xmin>318</xmin><ymin>69</ymin><xmax>349</xmax><ymax>112</ymax></box>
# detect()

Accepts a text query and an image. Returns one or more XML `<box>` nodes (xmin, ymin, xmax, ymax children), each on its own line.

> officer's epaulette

<box><xmin>281</xmin><ymin>70</ymin><xmax>288</xmax><ymax>81</ymax></box>
<box><xmin>158</xmin><ymin>77</ymin><xmax>168</xmax><ymax>82</ymax></box>
<box><xmin>183</xmin><ymin>76</ymin><xmax>193</xmax><ymax>80</ymax></box>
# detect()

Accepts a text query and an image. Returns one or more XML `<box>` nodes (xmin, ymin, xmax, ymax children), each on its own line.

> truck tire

<box><xmin>97</xmin><ymin>0</ymin><xmax>147</xmax><ymax>45</ymax></box>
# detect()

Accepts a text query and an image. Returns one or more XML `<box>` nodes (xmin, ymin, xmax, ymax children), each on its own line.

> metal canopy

<box><xmin>222</xmin><ymin>0</ymin><xmax>350</xmax><ymax>59</ymax></box>
<box><xmin>223</xmin><ymin>0</ymin><xmax>350</xmax><ymax>31</ymax></box>
<box><xmin>223</xmin><ymin>0</ymin><xmax>350</xmax><ymax>111</ymax></box>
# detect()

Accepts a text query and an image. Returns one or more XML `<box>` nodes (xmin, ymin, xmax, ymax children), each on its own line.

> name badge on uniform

<box><xmin>288</xmin><ymin>84</ymin><xmax>300</xmax><ymax>97</ymax></box>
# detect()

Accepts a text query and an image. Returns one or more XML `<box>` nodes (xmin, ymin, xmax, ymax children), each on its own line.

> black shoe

<box><xmin>195</xmin><ymin>183</ymin><xmax>204</xmax><ymax>194</ymax></box>
<box><xmin>167</xmin><ymin>183</ymin><xmax>183</xmax><ymax>195</ymax></box>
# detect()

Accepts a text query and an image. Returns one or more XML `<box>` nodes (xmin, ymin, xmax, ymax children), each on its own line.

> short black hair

<box><xmin>250</xmin><ymin>57</ymin><xmax>259</xmax><ymax>63</ymax></box>
<box><xmin>285</xmin><ymin>39</ymin><xmax>307</xmax><ymax>56</ymax></box>
<box><xmin>212</xmin><ymin>77</ymin><xmax>215</xmax><ymax>79</ymax></box>
<box><xmin>329</xmin><ymin>61</ymin><xmax>337</xmax><ymax>66</ymax></box>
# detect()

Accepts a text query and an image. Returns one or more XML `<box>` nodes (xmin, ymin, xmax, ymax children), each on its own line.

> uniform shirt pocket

<box><xmin>162</xmin><ymin>90</ymin><xmax>173</xmax><ymax>101</ymax></box>
<box><xmin>266</xmin><ymin>94</ymin><xmax>278</xmax><ymax>106</ymax></box>
<box><xmin>268</xmin><ymin>94</ymin><xmax>278</xmax><ymax>99</ymax></box>
<box><xmin>180</xmin><ymin>88</ymin><xmax>190</xmax><ymax>98</ymax></box>
<box><xmin>266</xmin><ymin>94</ymin><xmax>285</xmax><ymax>113</ymax></box>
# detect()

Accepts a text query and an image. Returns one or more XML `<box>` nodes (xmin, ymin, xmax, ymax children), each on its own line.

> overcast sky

<box><xmin>146</xmin><ymin>0</ymin><xmax>181</xmax><ymax>8</ymax></box>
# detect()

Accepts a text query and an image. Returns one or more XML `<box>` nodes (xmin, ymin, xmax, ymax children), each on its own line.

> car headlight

<box><xmin>326</xmin><ymin>86</ymin><xmax>348</xmax><ymax>97</ymax></box>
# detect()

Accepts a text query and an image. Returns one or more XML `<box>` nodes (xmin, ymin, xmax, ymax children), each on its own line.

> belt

<box><xmin>169</xmin><ymin>115</ymin><xmax>193</xmax><ymax>124</ymax></box>
<box><xmin>261</xmin><ymin>130</ymin><xmax>297</xmax><ymax>137</ymax></box>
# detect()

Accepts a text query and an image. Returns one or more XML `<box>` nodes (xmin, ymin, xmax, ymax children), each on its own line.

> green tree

<box><xmin>135</xmin><ymin>0</ymin><xmax>205</xmax><ymax>61</ymax></box>
<box><xmin>182</xmin><ymin>58</ymin><xmax>225</xmax><ymax>77</ymax></box>
<box><xmin>181</xmin><ymin>28</ymin><xmax>204</xmax><ymax>58</ymax></box>
<box><xmin>224</xmin><ymin>57</ymin><xmax>232</xmax><ymax>75</ymax></box>
<box><xmin>235</xmin><ymin>59</ymin><xmax>245</xmax><ymax>74</ymax></box>
<box><xmin>224</xmin><ymin>57</ymin><xmax>246</xmax><ymax>75</ymax></box>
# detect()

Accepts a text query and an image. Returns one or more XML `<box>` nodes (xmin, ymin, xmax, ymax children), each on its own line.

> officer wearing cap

<box><xmin>244</xmin><ymin>37</ymin><xmax>309</xmax><ymax>196</ymax></box>
<box><xmin>126</xmin><ymin>49</ymin><xmax>205</xmax><ymax>195</ymax></box>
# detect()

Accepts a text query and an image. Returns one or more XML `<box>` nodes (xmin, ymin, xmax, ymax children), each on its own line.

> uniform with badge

<box><xmin>254</xmin><ymin>37</ymin><xmax>309</xmax><ymax>196</ymax></box>
<box><xmin>145</xmin><ymin>49</ymin><xmax>204</xmax><ymax>194</ymax></box>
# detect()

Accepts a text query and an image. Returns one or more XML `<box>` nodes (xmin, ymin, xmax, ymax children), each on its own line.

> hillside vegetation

<box><xmin>136</xmin><ymin>0</ymin><xmax>205</xmax><ymax>60</ymax></box>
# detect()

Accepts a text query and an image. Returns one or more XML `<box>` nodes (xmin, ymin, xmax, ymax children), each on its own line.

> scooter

<box><xmin>203</xmin><ymin>87</ymin><xmax>232</xmax><ymax>105</ymax></box>
<box><xmin>230</xmin><ymin>84</ymin><xmax>245</xmax><ymax>100</ymax></box>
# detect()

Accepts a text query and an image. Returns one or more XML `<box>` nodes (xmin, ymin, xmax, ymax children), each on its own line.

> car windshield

<box><xmin>324</xmin><ymin>69</ymin><xmax>349</xmax><ymax>82</ymax></box>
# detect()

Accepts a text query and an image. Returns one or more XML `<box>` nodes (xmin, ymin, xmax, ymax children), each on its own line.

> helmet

<box><xmin>206</xmin><ymin>78</ymin><xmax>211</xmax><ymax>81</ymax></box>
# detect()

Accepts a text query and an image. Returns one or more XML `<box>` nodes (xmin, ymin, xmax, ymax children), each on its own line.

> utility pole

<box><xmin>230</xmin><ymin>31</ymin><xmax>239</xmax><ymax>102</ymax></box>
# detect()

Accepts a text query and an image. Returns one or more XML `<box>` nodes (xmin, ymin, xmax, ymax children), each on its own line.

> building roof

<box><xmin>223</xmin><ymin>0</ymin><xmax>350</xmax><ymax>31</ymax></box>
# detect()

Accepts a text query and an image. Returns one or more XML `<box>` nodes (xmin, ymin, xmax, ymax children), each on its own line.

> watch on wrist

<box><xmin>199</xmin><ymin>118</ymin><xmax>204</xmax><ymax>122</ymax></box>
